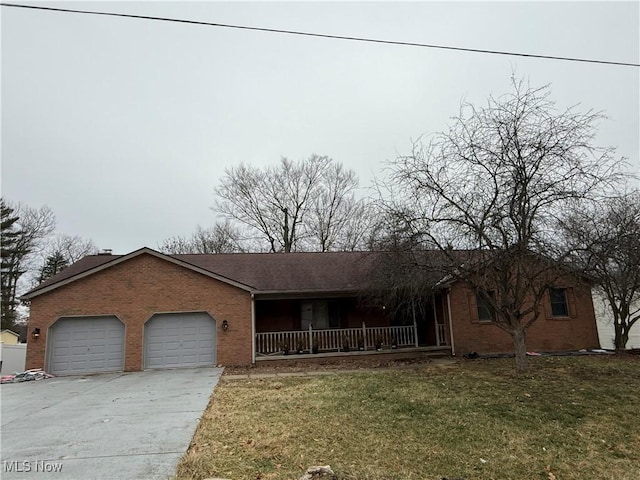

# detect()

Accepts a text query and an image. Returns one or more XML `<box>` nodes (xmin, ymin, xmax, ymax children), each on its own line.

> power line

<box><xmin>2</xmin><ymin>2</ymin><xmax>639</xmax><ymax>68</ymax></box>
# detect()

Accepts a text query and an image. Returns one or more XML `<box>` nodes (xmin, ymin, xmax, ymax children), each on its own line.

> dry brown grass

<box><xmin>177</xmin><ymin>355</ymin><xmax>640</xmax><ymax>480</ymax></box>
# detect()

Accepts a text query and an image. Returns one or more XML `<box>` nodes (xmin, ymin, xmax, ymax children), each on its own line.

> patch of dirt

<box><xmin>222</xmin><ymin>356</ymin><xmax>439</xmax><ymax>375</ymax></box>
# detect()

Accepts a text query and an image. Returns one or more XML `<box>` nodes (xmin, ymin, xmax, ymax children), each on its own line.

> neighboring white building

<box><xmin>593</xmin><ymin>291</ymin><xmax>640</xmax><ymax>349</ymax></box>
<box><xmin>0</xmin><ymin>343</ymin><xmax>27</xmax><ymax>375</ymax></box>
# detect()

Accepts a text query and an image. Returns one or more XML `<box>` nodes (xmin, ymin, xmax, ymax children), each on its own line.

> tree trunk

<box><xmin>512</xmin><ymin>328</ymin><xmax>528</xmax><ymax>373</ymax></box>
<box><xmin>614</xmin><ymin>322</ymin><xmax>629</xmax><ymax>351</ymax></box>
<box><xmin>283</xmin><ymin>207</ymin><xmax>291</xmax><ymax>253</ymax></box>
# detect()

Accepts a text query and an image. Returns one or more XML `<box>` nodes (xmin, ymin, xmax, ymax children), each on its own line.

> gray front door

<box><xmin>48</xmin><ymin>316</ymin><xmax>125</xmax><ymax>375</ymax></box>
<box><xmin>144</xmin><ymin>312</ymin><xmax>216</xmax><ymax>369</ymax></box>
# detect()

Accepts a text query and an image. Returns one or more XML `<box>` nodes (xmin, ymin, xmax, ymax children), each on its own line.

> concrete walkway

<box><xmin>1</xmin><ymin>367</ymin><xmax>223</xmax><ymax>480</ymax></box>
<box><xmin>222</xmin><ymin>358</ymin><xmax>458</xmax><ymax>380</ymax></box>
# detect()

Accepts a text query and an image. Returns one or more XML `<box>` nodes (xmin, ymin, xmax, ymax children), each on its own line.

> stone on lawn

<box><xmin>299</xmin><ymin>465</ymin><xmax>337</xmax><ymax>480</ymax></box>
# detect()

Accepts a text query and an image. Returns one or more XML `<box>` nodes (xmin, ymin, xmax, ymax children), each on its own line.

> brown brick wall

<box><xmin>26</xmin><ymin>253</ymin><xmax>253</xmax><ymax>371</ymax></box>
<box><xmin>448</xmin><ymin>282</ymin><xmax>600</xmax><ymax>355</ymax></box>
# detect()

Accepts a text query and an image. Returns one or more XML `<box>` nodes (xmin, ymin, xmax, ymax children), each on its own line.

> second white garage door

<box><xmin>144</xmin><ymin>312</ymin><xmax>216</xmax><ymax>369</ymax></box>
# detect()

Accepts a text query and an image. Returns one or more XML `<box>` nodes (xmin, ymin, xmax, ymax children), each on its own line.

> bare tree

<box><xmin>562</xmin><ymin>191</ymin><xmax>640</xmax><ymax>350</ymax></box>
<box><xmin>365</xmin><ymin>231</ymin><xmax>439</xmax><ymax>328</ymax></box>
<box><xmin>334</xmin><ymin>199</ymin><xmax>378</xmax><ymax>251</ymax></box>
<box><xmin>158</xmin><ymin>236</ymin><xmax>192</xmax><ymax>255</ymax></box>
<box><xmin>215</xmin><ymin>156</ymin><xmax>328</xmax><ymax>252</ymax></box>
<box><xmin>46</xmin><ymin>233</ymin><xmax>99</xmax><ymax>264</ymax></box>
<box><xmin>306</xmin><ymin>162</ymin><xmax>359</xmax><ymax>251</ymax></box>
<box><xmin>32</xmin><ymin>234</ymin><xmax>99</xmax><ymax>285</ymax></box>
<box><xmin>159</xmin><ymin>221</ymin><xmax>244</xmax><ymax>254</ymax></box>
<box><xmin>214</xmin><ymin>155</ymin><xmax>371</xmax><ymax>252</ymax></box>
<box><xmin>384</xmin><ymin>78</ymin><xmax>624</xmax><ymax>372</ymax></box>
<box><xmin>1</xmin><ymin>201</ymin><xmax>55</xmax><ymax>326</ymax></box>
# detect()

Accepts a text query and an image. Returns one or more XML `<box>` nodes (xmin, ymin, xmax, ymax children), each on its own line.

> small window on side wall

<box><xmin>476</xmin><ymin>290</ymin><xmax>496</xmax><ymax>322</ymax></box>
<box><xmin>549</xmin><ymin>287</ymin><xmax>569</xmax><ymax>317</ymax></box>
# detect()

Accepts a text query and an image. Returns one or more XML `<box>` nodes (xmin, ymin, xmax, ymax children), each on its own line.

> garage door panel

<box><xmin>144</xmin><ymin>313</ymin><xmax>216</xmax><ymax>369</ymax></box>
<box><xmin>88</xmin><ymin>359</ymin><xmax>105</xmax><ymax>369</ymax></box>
<box><xmin>89</xmin><ymin>347</ymin><xmax>106</xmax><ymax>357</ymax></box>
<box><xmin>147</xmin><ymin>343</ymin><xmax>164</xmax><ymax>352</ymax></box>
<box><xmin>164</xmin><ymin>342</ymin><xmax>181</xmax><ymax>352</ymax></box>
<box><xmin>49</xmin><ymin>316</ymin><xmax>124</xmax><ymax>376</ymax></box>
<box><xmin>199</xmin><ymin>354</ymin><xmax>214</xmax><ymax>363</ymax></box>
<box><xmin>146</xmin><ymin>354</ymin><xmax>163</xmax><ymax>365</ymax></box>
<box><xmin>182</xmin><ymin>354</ymin><xmax>197</xmax><ymax>363</ymax></box>
<box><xmin>105</xmin><ymin>360</ymin><xmax>121</xmax><ymax>369</ymax></box>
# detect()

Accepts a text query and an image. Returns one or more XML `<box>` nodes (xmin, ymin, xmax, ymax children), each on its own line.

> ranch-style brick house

<box><xmin>22</xmin><ymin>248</ymin><xmax>599</xmax><ymax>375</ymax></box>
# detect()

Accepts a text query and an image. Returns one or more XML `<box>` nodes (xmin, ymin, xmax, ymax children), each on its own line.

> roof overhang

<box><xmin>21</xmin><ymin>247</ymin><xmax>255</xmax><ymax>300</ymax></box>
<box><xmin>1</xmin><ymin>329</ymin><xmax>20</xmax><ymax>338</ymax></box>
<box><xmin>253</xmin><ymin>289</ymin><xmax>361</xmax><ymax>301</ymax></box>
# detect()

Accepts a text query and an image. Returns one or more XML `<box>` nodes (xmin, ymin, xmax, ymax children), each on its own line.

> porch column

<box><xmin>251</xmin><ymin>293</ymin><xmax>256</xmax><ymax>363</ymax></box>
<box><xmin>432</xmin><ymin>293</ymin><xmax>440</xmax><ymax>346</ymax></box>
<box><xmin>446</xmin><ymin>289</ymin><xmax>455</xmax><ymax>355</ymax></box>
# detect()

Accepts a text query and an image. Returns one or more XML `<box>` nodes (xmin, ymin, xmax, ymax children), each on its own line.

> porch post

<box><xmin>251</xmin><ymin>293</ymin><xmax>256</xmax><ymax>364</ymax></box>
<box><xmin>412</xmin><ymin>302</ymin><xmax>418</xmax><ymax>347</ymax></box>
<box><xmin>308</xmin><ymin>324</ymin><xmax>313</xmax><ymax>353</ymax></box>
<box><xmin>362</xmin><ymin>321</ymin><xmax>367</xmax><ymax>350</ymax></box>
<box><xmin>446</xmin><ymin>289</ymin><xmax>455</xmax><ymax>355</ymax></box>
<box><xmin>432</xmin><ymin>293</ymin><xmax>440</xmax><ymax>346</ymax></box>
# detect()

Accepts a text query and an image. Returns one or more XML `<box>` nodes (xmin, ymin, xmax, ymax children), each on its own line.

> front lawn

<box><xmin>177</xmin><ymin>356</ymin><xmax>640</xmax><ymax>480</ymax></box>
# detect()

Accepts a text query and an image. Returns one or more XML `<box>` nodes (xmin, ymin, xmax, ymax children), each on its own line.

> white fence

<box><xmin>0</xmin><ymin>343</ymin><xmax>27</xmax><ymax>375</ymax></box>
<box><xmin>256</xmin><ymin>322</ymin><xmax>418</xmax><ymax>356</ymax></box>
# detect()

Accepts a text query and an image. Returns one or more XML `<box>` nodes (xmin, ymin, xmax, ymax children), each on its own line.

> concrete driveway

<box><xmin>1</xmin><ymin>367</ymin><xmax>223</xmax><ymax>479</ymax></box>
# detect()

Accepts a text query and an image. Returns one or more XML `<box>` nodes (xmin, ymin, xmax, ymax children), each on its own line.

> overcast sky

<box><xmin>2</xmin><ymin>1</ymin><xmax>639</xmax><ymax>254</ymax></box>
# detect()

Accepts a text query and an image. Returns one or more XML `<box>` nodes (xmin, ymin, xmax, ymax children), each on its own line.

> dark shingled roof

<box><xmin>24</xmin><ymin>249</ymin><xmax>382</xmax><ymax>298</ymax></box>
<box><xmin>30</xmin><ymin>253</ymin><xmax>121</xmax><ymax>291</ymax></box>
<box><xmin>175</xmin><ymin>252</ymin><xmax>377</xmax><ymax>292</ymax></box>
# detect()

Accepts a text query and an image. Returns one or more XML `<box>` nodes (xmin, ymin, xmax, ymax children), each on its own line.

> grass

<box><xmin>176</xmin><ymin>356</ymin><xmax>640</xmax><ymax>480</ymax></box>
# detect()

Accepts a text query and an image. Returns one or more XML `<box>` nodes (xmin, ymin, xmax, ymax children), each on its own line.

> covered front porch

<box><xmin>253</xmin><ymin>293</ymin><xmax>452</xmax><ymax>360</ymax></box>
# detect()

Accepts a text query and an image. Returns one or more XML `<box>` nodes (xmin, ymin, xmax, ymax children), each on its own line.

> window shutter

<box><xmin>468</xmin><ymin>290</ymin><xmax>479</xmax><ymax>323</ymax></box>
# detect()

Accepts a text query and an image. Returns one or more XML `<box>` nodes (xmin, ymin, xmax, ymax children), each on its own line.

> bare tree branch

<box><xmin>214</xmin><ymin>155</ymin><xmax>374</xmax><ymax>252</ymax></box>
<box><xmin>562</xmin><ymin>190</ymin><xmax>640</xmax><ymax>350</ymax></box>
<box><xmin>159</xmin><ymin>221</ymin><xmax>245</xmax><ymax>254</ymax></box>
<box><xmin>382</xmin><ymin>78</ymin><xmax>627</xmax><ymax>372</ymax></box>
<box><xmin>1</xmin><ymin>200</ymin><xmax>55</xmax><ymax>326</ymax></box>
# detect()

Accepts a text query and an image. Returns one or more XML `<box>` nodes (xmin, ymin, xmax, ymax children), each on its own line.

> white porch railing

<box><xmin>256</xmin><ymin>322</ymin><xmax>418</xmax><ymax>356</ymax></box>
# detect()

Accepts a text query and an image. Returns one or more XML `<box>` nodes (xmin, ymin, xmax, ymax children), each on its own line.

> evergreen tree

<box><xmin>1</xmin><ymin>199</ymin><xmax>21</xmax><ymax>329</ymax></box>
<box><xmin>38</xmin><ymin>251</ymin><xmax>69</xmax><ymax>283</ymax></box>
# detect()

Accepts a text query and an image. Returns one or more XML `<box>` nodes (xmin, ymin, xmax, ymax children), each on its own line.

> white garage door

<box><xmin>48</xmin><ymin>316</ymin><xmax>125</xmax><ymax>375</ymax></box>
<box><xmin>144</xmin><ymin>312</ymin><xmax>216</xmax><ymax>369</ymax></box>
